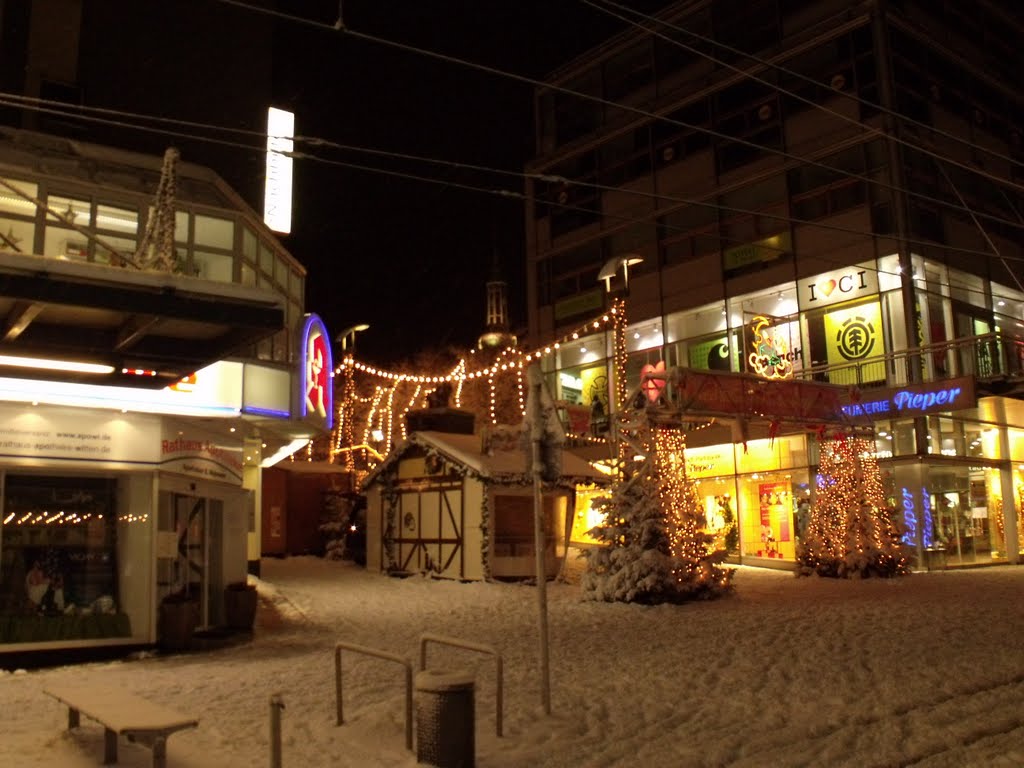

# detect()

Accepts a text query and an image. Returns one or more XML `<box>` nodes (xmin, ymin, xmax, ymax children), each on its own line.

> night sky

<box><xmin>269</xmin><ymin>1</ymin><xmax>667</xmax><ymax>364</ymax></box>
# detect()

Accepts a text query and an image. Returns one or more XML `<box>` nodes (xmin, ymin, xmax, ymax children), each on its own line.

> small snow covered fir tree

<box><xmin>582</xmin><ymin>426</ymin><xmax>733</xmax><ymax>603</ymax></box>
<box><xmin>797</xmin><ymin>434</ymin><xmax>908</xmax><ymax>578</ymax></box>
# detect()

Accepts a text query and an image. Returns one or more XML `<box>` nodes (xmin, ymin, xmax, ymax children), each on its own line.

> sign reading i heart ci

<box><xmin>800</xmin><ymin>262</ymin><xmax>879</xmax><ymax>309</ymax></box>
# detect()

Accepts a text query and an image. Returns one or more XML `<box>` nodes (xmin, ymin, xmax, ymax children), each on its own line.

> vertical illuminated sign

<box><xmin>901</xmin><ymin>486</ymin><xmax>935</xmax><ymax>547</ymax></box>
<box><xmin>300</xmin><ymin>314</ymin><xmax>333</xmax><ymax>429</ymax></box>
<box><xmin>264</xmin><ymin>107</ymin><xmax>294</xmax><ymax>234</ymax></box>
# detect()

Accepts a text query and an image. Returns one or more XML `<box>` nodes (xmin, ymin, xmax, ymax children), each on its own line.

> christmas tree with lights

<box><xmin>582</xmin><ymin>427</ymin><xmax>734</xmax><ymax>603</ymax></box>
<box><xmin>797</xmin><ymin>434</ymin><xmax>908</xmax><ymax>578</ymax></box>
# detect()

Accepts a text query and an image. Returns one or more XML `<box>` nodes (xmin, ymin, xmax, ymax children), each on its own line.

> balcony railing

<box><xmin>792</xmin><ymin>332</ymin><xmax>1024</xmax><ymax>390</ymax></box>
<box><xmin>558</xmin><ymin>332</ymin><xmax>1024</xmax><ymax>439</ymax></box>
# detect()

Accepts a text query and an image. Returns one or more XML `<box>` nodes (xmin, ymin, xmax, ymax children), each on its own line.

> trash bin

<box><xmin>415</xmin><ymin>669</ymin><xmax>475</xmax><ymax>768</ymax></box>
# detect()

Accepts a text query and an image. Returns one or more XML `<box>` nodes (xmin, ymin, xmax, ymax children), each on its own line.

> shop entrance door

<box><xmin>158</xmin><ymin>493</ymin><xmax>223</xmax><ymax>629</ymax></box>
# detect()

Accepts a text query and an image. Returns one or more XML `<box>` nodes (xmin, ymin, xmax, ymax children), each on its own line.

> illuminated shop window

<box><xmin>0</xmin><ymin>476</ymin><xmax>130</xmax><ymax>644</ymax></box>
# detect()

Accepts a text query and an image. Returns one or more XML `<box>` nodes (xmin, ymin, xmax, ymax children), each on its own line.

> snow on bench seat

<box><xmin>44</xmin><ymin>683</ymin><xmax>199</xmax><ymax>768</ymax></box>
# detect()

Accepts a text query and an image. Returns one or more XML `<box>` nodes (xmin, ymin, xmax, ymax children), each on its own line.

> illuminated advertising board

<box><xmin>264</xmin><ymin>107</ymin><xmax>294</xmax><ymax>234</ymax></box>
<box><xmin>299</xmin><ymin>313</ymin><xmax>333</xmax><ymax>430</ymax></box>
<box><xmin>799</xmin><ymin>262</ymin><xmax>879</xmax><ymax>310</ymax></box>
<box><xmin>840</xmin><ymin>376</ymin><xmax>975</xmax><ymax>420</ymax></box>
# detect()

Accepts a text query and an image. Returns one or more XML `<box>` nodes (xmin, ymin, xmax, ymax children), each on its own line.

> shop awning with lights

<box><xmin>0</xmin><ymin>250</ymin><xmax>285</xmax><ymax>389</ymax></box>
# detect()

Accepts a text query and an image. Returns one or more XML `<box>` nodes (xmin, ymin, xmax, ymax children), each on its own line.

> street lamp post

<box><xmin>597</xmin><ymin>257</ymin><xmax>640</xmax><ymax>462</ymax></box>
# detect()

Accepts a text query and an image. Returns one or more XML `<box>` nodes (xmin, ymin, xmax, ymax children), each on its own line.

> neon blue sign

<box><xmin>842</xmin><ymin>383</ymin><xmax>966</xmax><ymax>419</ymax></box>
<box><xmin>900</xmin><ymin>486</ymin><xmax>934</xmax><ymax>548</ymax></box>
<box><xmin>921</xmin><ymin>487</ymin><xmax>934</xmax><ymax>548</ymax></box>
<box><xmin>900</xmin><ymin>487</ymin><xmax>917</xmax><ymax>546</ymax></box>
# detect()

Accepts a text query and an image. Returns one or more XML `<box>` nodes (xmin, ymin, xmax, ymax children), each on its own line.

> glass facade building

<box><xmin>524</xmin><ymin>0</ymin><xmax>1024</xmax><ymax>569</ymax></box>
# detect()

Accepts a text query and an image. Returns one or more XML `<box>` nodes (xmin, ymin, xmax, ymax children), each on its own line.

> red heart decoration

<box><xmin>642</xmin><ymin>361</ymin><xmax>666</xmax><ymax>402</ymax></box>
<box><xmin>820</xmin><ymin>278</ymin><xmax>837</xmax><ymax>297</ymax></box>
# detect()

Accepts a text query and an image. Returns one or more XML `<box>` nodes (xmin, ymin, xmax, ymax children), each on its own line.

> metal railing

<box><xmin>419</xmin><ymin>632</ymin><xmax>504</xmax><ymax>738</ymax></box>
<box><xmin>334</xmin><ymin>641</ymin><xmax>414</xmax><ymax>751</ymax></box>
<box><xmin>791</xmin><ymin>332</ymin><xmax>1024</xmax><ymax>389</ymax></box>
<box><xmin>560</xmin><ymin>332</ymin><xmax>1024</xmax><ymax>437</ymax></box>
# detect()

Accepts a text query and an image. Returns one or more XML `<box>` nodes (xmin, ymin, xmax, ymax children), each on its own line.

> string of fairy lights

<box><xmin>329</xmin><ymin>300</ymin><xmax>628</xmax><ymax>467</ymax></box>
<box><xmin>800</xmin><ymin>435</ymin><xmax>907</xmax><ymax>575</ymax></box>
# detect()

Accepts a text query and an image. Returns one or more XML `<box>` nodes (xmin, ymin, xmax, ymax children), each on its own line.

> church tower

<box><xmin>477</xmin><ymin>252</ymin><xmax>517</xmax><ymax>351</ymax></box>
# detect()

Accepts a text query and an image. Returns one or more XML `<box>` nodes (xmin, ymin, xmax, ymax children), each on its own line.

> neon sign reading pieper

<box><xmin>841</xmin><ymin>384</ymin><xmax>965</xmax><ymax>418</ymax></box>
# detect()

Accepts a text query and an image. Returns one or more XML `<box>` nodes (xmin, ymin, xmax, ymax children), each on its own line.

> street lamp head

<box><xmin>336</xmin><ymin>323</ymin><xmax>370</xmax><ymax>342</ymax></box>
<box><xmin>598</xmin><ymin>254</ymin><xmax>643</xmax><ymax>292</ymax></box>
<box><xmin>336</xmin><ymin>324</ymin><xmax>370</xmax><ymax>352</ymax></box>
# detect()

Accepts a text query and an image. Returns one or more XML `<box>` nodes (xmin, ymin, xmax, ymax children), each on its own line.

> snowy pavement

<box><xmin>2</xmin><ymin>556</ymin><xmax>1024</xmax><ymax>767</ymax></box>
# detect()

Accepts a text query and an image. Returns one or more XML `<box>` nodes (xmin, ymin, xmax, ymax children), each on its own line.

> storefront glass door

<box><xmin>158</xmin><ymin>492</ymin><xmax>222</xmax><ymax>629</ymax></box>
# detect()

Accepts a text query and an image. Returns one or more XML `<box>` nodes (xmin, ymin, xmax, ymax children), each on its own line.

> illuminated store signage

<box><xmin>300</xmin><ymin>314</ymin><xmax>333</xmax><ymax>429</ymax></box>
<box><xmin>264</xmin><ymin>106</ymin><xmax>294</xmax><ymax>234</ymax></box>
<box><xmin>901</xmin><ymin>486</ymin><xmax>935</xmax><ymax>548</ymax></box>
<box><xmin>161</xmin><ymin>431</ymin><xmax>243</xmax><ymax>485</ymax></box>
<box><xmin>824</xmin><ymin>302</ymin><xmax>882</xmax><ymax>369</ymax></box>
<box><xmin>840</xmin><ymin>377</ymin><xmax>975</xmax><ymax>419</ymax></box>
<box><xmin>0</xmin><ymin>403</ymin><xmax>159</xmax><ymax>463</ymax></box>
<box><xmin>900</xmin><ymin>488</ymin><xmax>917</xmax><ymax>545</ymax></box>
<box><xmin>688</xmin><ymin>336</ymin><xmax>731</xmax><ymax>372</ymax></box>
<box><xmin>748</xmin><ymin>316</ymin><xmax>800</xmax><ymax>379</ymax></box>
<box><xmin>800</xmin><ymin>262</ymin><xmax>879</xmax><ymax>309</ymax></box>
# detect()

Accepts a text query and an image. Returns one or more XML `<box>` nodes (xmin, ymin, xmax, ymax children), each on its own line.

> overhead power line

<box><xmin>583</xmin><ymin>0</ymin><xmax>1024</xmax><ymax>179</ymax></box>
<box><xmin>3</xmin><ymin>88</ymin><xmax>1024</xmax><ymax>304</ymax></box>
<box><xmin>203</xmin><ymin>0</ymin><xmax>1024</xmax><ymax>242</ymax></box>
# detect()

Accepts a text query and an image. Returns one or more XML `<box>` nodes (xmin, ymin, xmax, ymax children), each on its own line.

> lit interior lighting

<box><xmin>0</xmin><ymin>354</ymin><xmax>114</xmax><ymax>374</ymax></box>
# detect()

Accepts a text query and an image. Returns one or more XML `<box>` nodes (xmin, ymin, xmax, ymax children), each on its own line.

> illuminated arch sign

<box><xmin>840</xmin><ymin>376</ymin><xmax>975</xmax><ymax>419</ymax></box>
<box><xmin>300</xmin><ymin>314</ymin><xmax>333</xmax><ymax>429</ymax></box>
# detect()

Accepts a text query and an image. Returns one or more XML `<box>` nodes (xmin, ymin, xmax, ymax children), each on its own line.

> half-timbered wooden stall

<box><xmin>363</xmin><ymin>429</ymin><xmax>607</xmax><ymax>581</ymax></box>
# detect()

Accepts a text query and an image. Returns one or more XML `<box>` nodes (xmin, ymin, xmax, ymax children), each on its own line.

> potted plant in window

<box><xmin>158</xmin><ymin>587</ymin><xmax>199</xmax><ymax>652</ymax></box>
<box><xmin>223</xmin><ymin>580</ymin><xmax>258</xmax><ymax>631</ymax></box>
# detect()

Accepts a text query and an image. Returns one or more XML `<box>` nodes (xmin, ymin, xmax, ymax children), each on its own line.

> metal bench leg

<box><xmin>152</xmin><ymin>735</ymin><xmax>167</xmax><ymax>768</ymax></box>
<box><xmin>104</xmin><ymin>728</ymin><xmax>118</xmax><ymax>764</ymax></box>
<box><xmin>68</xmin><ymin>707</ymin><xmax>80</xmax><ymax>729</ymax></box>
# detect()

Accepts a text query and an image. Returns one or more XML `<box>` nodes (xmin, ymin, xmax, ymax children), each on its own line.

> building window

<box><xmin>0</xmin><ymin>475</ymin><xmax>129</xmax><ymax>645</ymax></box>
<box><xmin>0</xmin><ymin>178</ymin><xmax>39</xmax><ymax>217</ymax></box>
<box><xmin>194</xmin><ymin>214</ymin><xmax>234</xmax><ymax>250</ymax></box>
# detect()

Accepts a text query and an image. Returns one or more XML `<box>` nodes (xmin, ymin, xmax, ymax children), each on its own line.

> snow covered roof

<box><xmin>362</xmin><ymin>429</ymin><xmax>608</xmax><ymax>489</ymax></box>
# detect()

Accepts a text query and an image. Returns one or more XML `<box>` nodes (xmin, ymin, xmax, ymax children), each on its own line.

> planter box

<box><xmin>158</xmin><ymin>599</ymin><xmax>199</xmax><ymax>651</ymax></box>
<box><xmin>224</xmin><ymin>585</ymin><xmax>257</xmax><ymax>630</ymax></box>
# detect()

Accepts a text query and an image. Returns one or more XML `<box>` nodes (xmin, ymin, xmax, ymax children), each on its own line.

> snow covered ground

<box><xmin>3</xmin><ymin>556</ymin><xmax>1024</xmax><ymax>768</ymax></box>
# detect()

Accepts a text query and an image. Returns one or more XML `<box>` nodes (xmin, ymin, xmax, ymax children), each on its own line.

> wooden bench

<box><xmin>44</xmin><ymin>684</ymin><xmax>199</xmax><ymax>768</ymax></box>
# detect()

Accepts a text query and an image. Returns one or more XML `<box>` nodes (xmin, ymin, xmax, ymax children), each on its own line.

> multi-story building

<box><xmin>524</xmin><ymin>0</ymin><xmax>1024</xmax><ymax>570</ymax></box>
<box><xmin>0</xmin><ymin>0</ymin><xmax>275</xmax><ymax>208</ymax></box>
<box><xmin>0</xmin><ymin>2</ymin><xmax>336</xmax><ymax>663</ymax></box>
<box><xmin>0</xmin><ymin>128</ymin><xmax>330</xmax><ymax>663</ymax></box>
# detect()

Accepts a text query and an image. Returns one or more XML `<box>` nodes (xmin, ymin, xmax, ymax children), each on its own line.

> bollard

<box><xmin>270</xmin><ymin>693</ymin><xmax>285</xmax><ymax>768</ymax></box>
<box><xmin>415</xmin><ymin>669</ymin><xmax>474</xmax><ymax>768</ymax></box>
